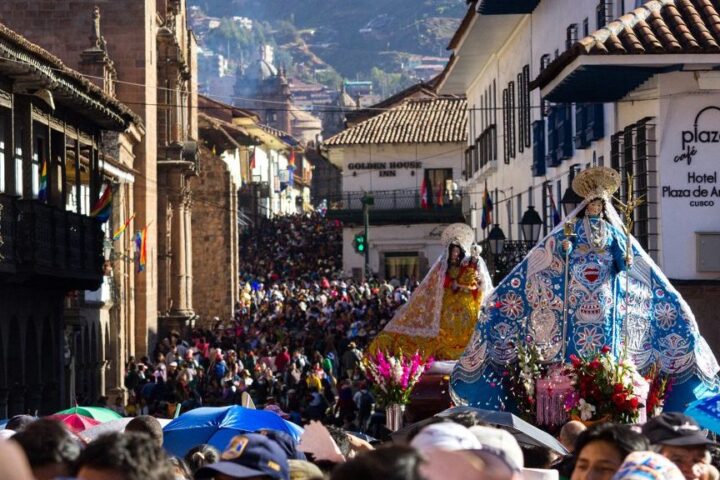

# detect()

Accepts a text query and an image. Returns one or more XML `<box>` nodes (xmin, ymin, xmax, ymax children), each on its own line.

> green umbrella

<box><xmin>54</xmin><ymin>406</ymin><xmax>123</xmax><ymax>423</ymax></box>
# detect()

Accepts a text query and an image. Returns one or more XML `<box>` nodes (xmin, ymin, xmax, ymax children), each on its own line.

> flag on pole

<box><xmin>112</xmin><ymin>213</ymin><xmax>136</xmax><ymax>241</ymax></box>
<box><xmin>481</xmin><ymin>187</ymin><xmax>493</xmax><ymax>229</ymax></box>
<box><xmin>38</xmin><ymin>159</ymin><xmax>48</xmax><ymax>202</ymax></box>
<box><xmin>288</xmin><ymin>149</ymin><xmax>296</xmax><ymax>169</ymax></box>
<box><xmin>420</xmin><ymin>177</ymin><xmax>429</xmax><ymax>209</ymax></box>
<box><xmin>91</xmin><ymin>184</ymin><xmax>112</xmax><ymax>223</ymax></box>
<box><xmin>548</xmin><ymin>184</ymin><xmax>562</xmax><ymax>226</ymax></box>
<box><xmin>135</xmin><ymin>225</ymin><xmax>147</xmax><ymax>273</ymax></box>
<box><xmin>249</xmin><ymin>147</ymin><xmax>256</xmax><ymax>170</ymax></box>
<box><xmin>436</xmin><ymin>183</ymin><xmax>444</xmax><ymax>207</ymax></box>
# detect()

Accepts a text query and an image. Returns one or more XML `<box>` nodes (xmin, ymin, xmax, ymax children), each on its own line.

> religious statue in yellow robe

<box><xmin>370</xmin><ymin>224</ymin><xmax>492</xmax><ymax>360</ymax></box>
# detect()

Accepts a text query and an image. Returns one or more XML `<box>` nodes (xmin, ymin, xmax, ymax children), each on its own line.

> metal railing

<box><xmin>325</xmin><ymin>188</ymin><xmax>463</xmax><ymax>212</ymax></box>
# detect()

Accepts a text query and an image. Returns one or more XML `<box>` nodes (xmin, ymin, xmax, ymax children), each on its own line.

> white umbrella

<box><xmin>81</xmin><ymin>417</ymin><xmax>173</xmax><ymax>442</ymax></box>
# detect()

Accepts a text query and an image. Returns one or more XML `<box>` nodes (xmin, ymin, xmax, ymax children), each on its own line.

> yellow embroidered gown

<box><xmin>370</xmin><ymin>261</ymin><xmax>484</xmax><ymax>360</ymax></box>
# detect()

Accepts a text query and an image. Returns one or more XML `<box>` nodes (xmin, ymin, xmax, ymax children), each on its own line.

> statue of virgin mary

<box><xmin>451</xmin><ymin>167</ymin><xmax>719</xmax><ymax>412</ymax></box>
<box><xmin>370</xmin><ymin>223</ymin><xmax>493</xmax><ymax>360</ymax></box>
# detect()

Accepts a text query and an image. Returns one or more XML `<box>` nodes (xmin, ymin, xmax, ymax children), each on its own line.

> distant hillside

<box><xmin>189</xmin><ymin>0</ymin><xmax>465</xmax><ymax>82</ymax></box>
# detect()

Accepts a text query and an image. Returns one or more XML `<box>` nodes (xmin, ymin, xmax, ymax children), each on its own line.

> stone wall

<box><xmin>192</xmin><ymin>146</ymin><xmax>238</xmax><ymax>324</ymax></box>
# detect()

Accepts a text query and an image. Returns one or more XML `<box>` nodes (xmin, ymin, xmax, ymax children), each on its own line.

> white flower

<box><xmin>578</xmin><ymin>399</ymin><xmax>596</xmax><ymax>421</ymax></box>
<box><xmin>393</xmin><ymin>361</ymin><xmax>403</xmax><ymax>384</ymax></box>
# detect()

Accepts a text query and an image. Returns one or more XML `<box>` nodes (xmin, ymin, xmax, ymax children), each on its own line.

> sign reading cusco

<box><xmin>663</xmin><ymin>106</ymin><xmax>720</xmax><ymax>207</ymax></box>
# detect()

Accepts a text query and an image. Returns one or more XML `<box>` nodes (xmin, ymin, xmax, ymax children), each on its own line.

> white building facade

<box><xmin>438</xmin><ymin>0</ymin><xmax>720</xmax><ymax>349</ymax></box>
<box><xmin>324</xmin><ymin>97</ymin><xmax>467</xmax><ymax>280</ymax></box>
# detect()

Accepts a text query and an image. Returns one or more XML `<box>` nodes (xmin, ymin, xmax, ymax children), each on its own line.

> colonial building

<box><xmin>0</xmin><ymin>21</ymin><xmax>138</xmax><ymax>415</ymax></box>
<box><xmin>323</xmin><ymin>94</ymin><xmax>467</xmax><ymax>280</ymax></box>
<box><xmin>438</xmin><ymin>0</ymin><xmax>720</xmax><ymax>350</ymax></box>
<box><xmin>0</xmin><ymin>0</ymin><xmax>199</xmax><ymax>396</ymax></box>
<box><xmin>195</xmin><ymin>95</ymin><xmax>257</xmax><ymax>324</ymax></box>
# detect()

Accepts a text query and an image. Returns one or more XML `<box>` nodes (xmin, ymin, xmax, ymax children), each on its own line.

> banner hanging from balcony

<box><xmin>547</xmin><ymin>184</ymin><xmax>561</xmax><ymax>227</ymax></box>
<box><xmin>135</xmin><ymin>225</ymin><xmax>147</xmax><ymax>273</ymax></box>
<box><xmin>481</xmin><ymin>187</ymin><xmax>493</xmax><ymax>229</ymax></box>
<box><xmin>91</xmin><ymin>184</ymin><xmax>112</xmax><ymax>223</ymax></box>
<box><xmin>420</xmin><ymin>177</ymin><xmax>429</xmax><ymax>209</ymax></box>
<box><xmin>287</xmin><ymin>150</ymin><xmax>296</xmax><ymax>188</ymax></box>
<box><xmin>38</xmin><ymin>159</ymin><xmax>48</xmax><ymax>202</ymax></box>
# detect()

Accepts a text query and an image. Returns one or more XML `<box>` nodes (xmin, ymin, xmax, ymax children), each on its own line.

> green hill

<box><xmin>189</xmin><ymin>0</ymin><xmax>465</xmax><ymax>81</ymax></box>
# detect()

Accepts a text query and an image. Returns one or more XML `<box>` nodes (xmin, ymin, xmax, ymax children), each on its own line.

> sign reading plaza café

<box><xmin>663</xmin><ymin>106</ymin><xmax>720</xmax><ymax>207</ymax></box>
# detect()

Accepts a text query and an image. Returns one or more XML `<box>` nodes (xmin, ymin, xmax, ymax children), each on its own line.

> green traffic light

<box><xmin>353</xmin><ymin>233</ymin><xmax>367</xmax><ymax>253</ymax></box>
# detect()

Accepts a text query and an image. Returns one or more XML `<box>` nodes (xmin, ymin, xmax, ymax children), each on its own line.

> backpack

<box><xmin>358</xmin><ymin>391</ymin><xmax>374</xmax><ymax>417</ymax></box>
<box><xmin>214</xmin><ymin>361</ymin><xmax>227</xmax><ymax>380</ymax></box>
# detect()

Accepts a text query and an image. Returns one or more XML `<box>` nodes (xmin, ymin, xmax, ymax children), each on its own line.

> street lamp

<box><xmin>520</xmin><ymin>205</ymin><xmax>543</xmax><ymax>244</ymax></box>
<box><xmin>560</xmin><ymin>185</ymin><xmax>583</xmax><ymax>216</ymax></box>
<box><xmin>487</xmin><ymin>224</ymin><xmax>506</xmax><ymax>255</ymax></box>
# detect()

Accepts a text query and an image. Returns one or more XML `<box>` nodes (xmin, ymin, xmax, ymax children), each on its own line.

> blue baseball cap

<box><xmin>195</xmin><ymin>433</ymin><xmax>289</xmax><ymax>480</ymax></box>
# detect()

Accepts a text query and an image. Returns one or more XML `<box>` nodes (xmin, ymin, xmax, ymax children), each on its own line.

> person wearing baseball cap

<box><xmin>195</xmin><ymin>433</ymin><xmax>290</xmax><ymax>480</ymax></box>
<box><xmin>641</xmin><ymin>413</ymin><xmax>715</xmax><ymax>480</ymax></box>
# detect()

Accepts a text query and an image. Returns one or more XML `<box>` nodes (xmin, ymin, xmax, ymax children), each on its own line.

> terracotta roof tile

<box><xmin>534</xmin><ymin>0</ymin><xmax>720</xmax><ymax>90</ymax></box>
<box><xmin>324</xmin><ymin>96</ymin><xmax>467</xmax><ymax>146</ymax></box>
<box><xmin>0</xmin><ymin>22</ymin><xmax>141</xmax><ymax>129</ymax></box>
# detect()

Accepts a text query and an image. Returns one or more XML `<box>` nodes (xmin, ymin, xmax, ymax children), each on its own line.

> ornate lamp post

<box><xmin>560</xmin><ymin>185</ymin><xmax>583</xmax><ymax>216</ymax></box>
<box><xmin>487</xmin><ymin>224</ymin><xmax>506</xmax><ymax>256</ymax></box>
<box><xmin>520</xmin><ymin>205</ymin><xmax>543</xmax><ymax>245</ymax></box>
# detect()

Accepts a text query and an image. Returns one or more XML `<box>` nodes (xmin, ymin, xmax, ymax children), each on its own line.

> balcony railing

<box><xmin>0</xmin><ymin>194</ymin><xmax>103</xmax><ymax>289</ymax></box>
<box><xmin>324</xmin><ymin>188</ymin><xmax>466</xmax><ymax>225</ymax></box>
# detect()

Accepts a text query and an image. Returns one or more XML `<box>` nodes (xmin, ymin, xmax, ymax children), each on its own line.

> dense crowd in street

<box><xmin>4</xmin><ymin>215</ymin><xmax>720</xmax><ymax>480</ymax></box>
<box><xmin>122</xmin><ymin>213</ymin><xmax>417</xmax><ymax>434</ymax></box>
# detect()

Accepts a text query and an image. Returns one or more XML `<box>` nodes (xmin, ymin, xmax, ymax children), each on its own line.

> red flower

<box><xmin>601</xmin><ymin>345</ymin><xmax>611</xmax><ymax>354</ymax></box>
<box><xmin>612</xmin><ymin>393</ymin><xmax>627</xmax><ymax>406</ymax></box>
<box><xmin>570</xmin><ymin>354</ymin><xmax>582</xmax><ymax>368</ymax></box>
<box><xmin>629</xmin><ymin>397</ymin><xmax>640</xmax><ymax>409</ymax></box>
<box><xmin>589</xmin><ymin>359</ymin><xmax>602</xmax><ymax>370</ymax></box>
<box><xmin>614</xmin><ymin>383</ymin><xmax>624</xmax><ymax>393</ymax></box>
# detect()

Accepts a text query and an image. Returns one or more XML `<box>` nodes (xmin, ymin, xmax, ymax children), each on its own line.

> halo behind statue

<box><xmin>441</xmin><ymin>223</ymin><xmax>475</xmax><ymax>253</ymax></box>
<box><xmin>572</xmin><ymin>166</ymin><xmax>621</xmax><ymax>200</ymax></box>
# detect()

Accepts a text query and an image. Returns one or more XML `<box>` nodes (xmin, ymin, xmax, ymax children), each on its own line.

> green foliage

<box><xmin>190</xmin><ymin>0</ymin><xmax>464</xmax><ymax>88</ymax></box>
<box><xmin>315</xmin><ymin>69</ymin><xmax>343</xmax><ymax>89</ymax></box>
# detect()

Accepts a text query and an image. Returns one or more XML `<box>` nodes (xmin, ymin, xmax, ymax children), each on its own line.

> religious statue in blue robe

<box><xmin>451</xmin><ymin>167</ymin><xmax>719</xmax><ymax>413</ymax></box>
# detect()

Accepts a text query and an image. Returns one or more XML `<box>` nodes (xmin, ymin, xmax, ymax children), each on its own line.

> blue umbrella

<box><xmin>162</xmin><ymin>406</ymin><xmax>304</xmax><ymax>457</ymax></box>
<box><xmin>685</xmin><ymin>393</ymin><xmax>720</xmax><ymax>434</ymax></box>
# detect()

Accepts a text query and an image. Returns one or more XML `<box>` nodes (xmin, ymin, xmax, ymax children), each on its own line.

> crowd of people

<box><xmin>3</xmin><ymin>406</ymin><xmax>720</xmax><ymax>480</ymax></box>
<box><xmin>121</xmin><ymin>213</ymin><xmax>417</xmax><ymax>434</ymax></box>
<box><xmin>3</xmin><ymin>213</ymin><xmax>720</xmax><ymax>480</ymax></box>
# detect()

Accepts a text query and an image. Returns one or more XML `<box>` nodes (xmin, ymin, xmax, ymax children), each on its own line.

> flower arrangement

<box><xmin>645</xmin><ymin>364</ymin><xmax>672</xmax><ymax>418</ymax></box>
<box><xmin>362</xmin><ymin>350</ymin><xmax>433</xmax><ymax>405</ymax></box>
<box><xmin>507</xmin><ymin>343</ymin><xmax>543</xmax><ymax>420</ymax></box>
<box><xmin>506</xmin><ymin>345</ymin><xmax>669</xmax><ymax>427</ymax></box>
<box><xmin>565</xmin><ymin>346</ymin><xmax>650</xmax><ymax>424</ymax></box>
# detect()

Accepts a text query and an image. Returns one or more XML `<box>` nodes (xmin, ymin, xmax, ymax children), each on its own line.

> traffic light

<box><xmin>353</xmin><ymin>233</ymin><xmax>367</xmax><ymax>254</ymax></box>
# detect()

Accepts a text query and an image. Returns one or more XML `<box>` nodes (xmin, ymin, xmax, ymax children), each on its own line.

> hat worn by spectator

<box><xmin>195</xmin><ymin>433</ymin><xmax>289</xmax><ymax>480</ymax></box>
<box><xmin>612</xmin><ymin>451</ymin><xmax>685</xmax><ymax>480</ymax></box>
<box><xmin>288</xmin><ymin>459</ymin><xmax>323</xmax><ymax>480</ymax></box>
<box><xmin>410</xmin><ymin>422</ymin><xmax>482</xmax><ymax>454</ymax></box>
<box><xmin>469</xmin><ymin>425</ymin><xmax>524</xmax><ymax>469</ymax></box>
<box><xmin>641</xmin><ymin>413</ymin><xmax>716</xmax><ymax>447</ymax></box>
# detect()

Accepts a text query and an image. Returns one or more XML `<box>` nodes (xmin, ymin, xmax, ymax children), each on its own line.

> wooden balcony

<box><xmin>0</xmin><ymin>194</ymin><xmax>103</xmax><ymax>290</ymax></box>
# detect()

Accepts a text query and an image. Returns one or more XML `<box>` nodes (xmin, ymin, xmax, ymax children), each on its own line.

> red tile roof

<box><xmin>324</xmin><ymin>97</ymin><xmax>467</xmax><ymax>146</ymax></box>
<box><xmin>533</xmin><ymin>0</ymin><xmax>720</xmax><ymax>90</ymax></box>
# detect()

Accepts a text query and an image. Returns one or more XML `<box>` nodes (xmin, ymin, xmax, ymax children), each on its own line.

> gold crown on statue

<box><xmin>441</xmin><ymin>223</ymin><xmax>475</xmax><ymax>252</ymax></box>
<box><xmin>572</xmin><ymin>166</ymin><xmax>621</xmax><ymax>200</ymax></box>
